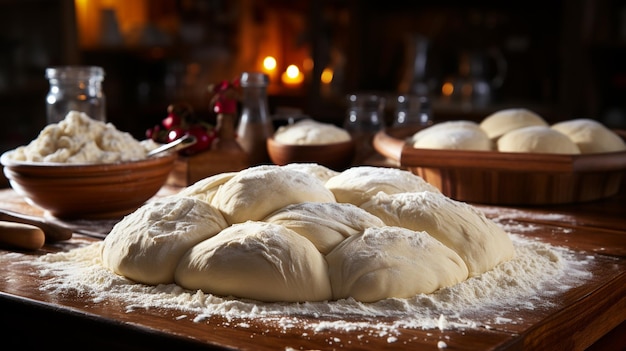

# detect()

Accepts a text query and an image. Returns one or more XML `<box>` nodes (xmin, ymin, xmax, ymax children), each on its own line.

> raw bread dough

<box><xmin>177</xmin><ymin>172</ymin><xmax>237</xmax><ymax>204</ymax></box>
<box><xmin>101</xmin><ymin>196</ymin><xmax>228</xmax><ymax>285</ymax></box>
<box><xmin>101</xmin><ymin>163</ymin><xmax>516</xmax><ymax>303</ymax></box>
<box><xmin>263</xmin><ymin>202</ymin><xmax>385</xmax><ymax>254</ymax></box>
<box><xmin>408</xmin><ymin>121</ymin><xmax>478</xmax><ymax>144</ymax></box>
<box><xmin>480</xmin><ymin>108</ymin><xmax>548</xmax><ymax>140</ymax></box>
<box><xmin>551</xmin><ymin>118</ymin><xmax>626</xmax><ymax>154</ymax></box>
<box><xmin>174</xmin><ymin>221</ymin><xmax>332</xmax><ymax>302</ymax></box>
<box><xmin>497</xmin><ymin>126</ymin><xmax>581</xmax><ymax>154</ymax></box>
<box><xmin>281</xmin><ymin>163</ymin><xmax>340</xmax><ymax>183</ymax></box>
<box><xmin>212</xmin><ymin>165</ymin><xmax>336</xmax><ymax>224</ymax></box>
<box><xmin>273</xmin><ymin>118</ymin><xmax>351</xmax><ymax>145</ymax></box>
<box><xmin>408</xmin><ymin>120</ymin><xmax>479</xmax><ymax>141</ymax></box>
<box><xmin>325</xmin><ymin>166</ymin><xmax>440</xmax><ymax>207</ymax></box>
<box><xmin>361</xmin><ymin>191</ymin><xmax>515</xmax><ymax>276</ymax></box>
<box><xmin>409</xmin><ymin>120</ymin><xmax>492</xmax><ymax>151</ymax></box>
<box><xmin>326</xmin><ymin>226</ymin><xmax>469</xmax><ymax>302</ymax></box>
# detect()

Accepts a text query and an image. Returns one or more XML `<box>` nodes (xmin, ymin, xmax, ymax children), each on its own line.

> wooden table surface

<box><xmin>1</xmin><ymin>184</ymin><xmax>625</xmax><ymax>351</ymax></box>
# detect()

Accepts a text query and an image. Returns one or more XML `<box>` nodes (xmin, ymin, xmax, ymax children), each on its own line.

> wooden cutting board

<box><xmin>0</xmin><ymin>187</ymin><xmax>625</xmax><ymax>350</ymax></box>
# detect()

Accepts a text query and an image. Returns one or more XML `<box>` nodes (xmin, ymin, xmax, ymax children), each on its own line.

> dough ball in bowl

<box><xmin>211</xmin><ymin>165</ymin><xmax>336</xmax><ymax>224</ymax></box>
<box><xmin>497</xmin><ymin>126</ymin><xmax>581</xmax><ymax>154</ymax></box>
<box><xmin>175</xmin><ymin>221</ymin><xmax>332</xmax><ymax>302</ymax></box>
<box><xmin>268</xmin><ymin>119</ymin><xmax>355</xmax><ymax>170</ymax></box>
<box><xmin>263</xmin><ymin>202</ymin><xmax>385</xmax><ymax>254</ymax></box>
<box><xmin>326</xmin><ymin>226</ymin><xmax>469</xmax><ymax>302</ymax></box>
<box><xmin>410</xmin><ymin>120</ymin><xmax>492</xmax><ymax>151</ymax></box>
<box><xmin>325</xmin><ymin>165</ymin><xmax>440</xmax><ymax>207</ymax></box>
<box><xmin>480</xmin><ymin>108</ymin><xmax>548</xmax><ymax>140</ymax></box>
<box><xmin>101</xmin><ymin>196</ymin><xmax>228</xmax><ymax>285</ymax></box>
<box><xmin>551</xmin><ymin>118</ymin><xmax>626</xmax><ymax>153</ymax></box>
<box><xmin>273</xmin><ymin>118</ymin><xmax>351</xmax><ymax>145</ymax></box>
<box><xmin>361</xmin><ymin>191</ymin><xmax>515</xmax><ymax>277</ymax></box>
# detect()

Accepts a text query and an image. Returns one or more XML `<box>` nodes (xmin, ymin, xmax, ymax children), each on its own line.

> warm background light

<box><xmin>321</xmin><ymin>68</ymin><xmax>334</xmax><ymax>84</ymax></box>
<box><xmin>281</xmin><ymin>64</ymin><xmax>304</xmax><ymax>86</ymax></box>
<box><xmin>263</xmin><ymin>56</ymin><xmax>277</xmax><ymax>71</ymax></box>
<box><xmin>74</xmin><ymin>0</ymin><xmax>152</xmax><ymax>48</ymax></box>
<box><xmin>441</xmin><ymin>81</ymin><xmax>454</xmax><ymax>97</ymax></box>
<box><xmin>302</xmin><ymin>57</ymin><xmax>314</xmax><ymax>72</ymax></box>
<box><xmin>286</xmin><ymin>65</ymin><xmax>300</xmax><ymax>78</ymax></box>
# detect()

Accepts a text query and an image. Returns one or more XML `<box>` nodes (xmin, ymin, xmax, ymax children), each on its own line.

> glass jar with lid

<box><xmin>45</xmin><ymin>66</ymin><xmax>106</xmax><ymax>124</ymax></box>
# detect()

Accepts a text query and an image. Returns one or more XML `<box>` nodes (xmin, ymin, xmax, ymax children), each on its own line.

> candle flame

<box><xmin>263</xmin><ymin>56</ymin><xmax>277</xmax><ymax>71</ymax></box>
<box><xmin>281</xmin><ymin>65</ymin><xmax>304</xmax><ymax>86</ymax></box>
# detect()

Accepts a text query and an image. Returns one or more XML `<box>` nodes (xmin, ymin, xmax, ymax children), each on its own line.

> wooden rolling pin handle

<box><xmin>0</xmin><ymin>221</ymin><xmax>46</xmax><ymax>251</ymax></box>
<box><xmin>0</xmin><ymin>209</ymin><xmax>72</xmax><ymax>242</ymax></box>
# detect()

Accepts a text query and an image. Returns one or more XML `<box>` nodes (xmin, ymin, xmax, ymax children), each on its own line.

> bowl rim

<box><xmin>267</xmin><ymin>137</ymin><xmax>355</xmax><ymax>148</ymax></box>
<box><xmin>0</xmin><ymin>149</ymin><xmax>177</xmax><ymax>170</ymax></box>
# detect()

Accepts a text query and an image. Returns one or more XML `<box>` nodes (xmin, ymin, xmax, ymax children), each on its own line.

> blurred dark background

<box><xmin>2</xmin><ymin>0</ymin><xmax>626</xmax><ymax>153</ymax></box>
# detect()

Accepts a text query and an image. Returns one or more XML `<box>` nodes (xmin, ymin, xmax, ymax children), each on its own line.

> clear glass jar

<box><xmin>344</xmin><ymin>93</ymin><xmax>386</xmax><ymax>164</ymax></box>
<box><xmin>393</xmin><ymin>94</ymin><xmax>432</xmax><ymax>128</ymax></box>
<box><xmin>236</xmin><ymin>72</ymin><xmax>274</xmax><ymax>165</ymax></box>
<box><xmin>45</xmin><ymin>66</ymin><xmax>106</xmax><ymax>124</ymax></box>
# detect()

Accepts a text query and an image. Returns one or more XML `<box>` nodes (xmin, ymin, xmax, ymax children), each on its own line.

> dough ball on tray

<box><xmin>497</xmin><ymin>126</ymin><xmax>581</xmax><ymax>154</ymax></box>
<box><xmin>408</xmin><ymin>120</ymin><xmax>478</xmax><ymax>142</ymax></box>
<box><xmin>361</xmin><ymin>191</ymin><xmax>515</xmax><ymax>277</ymax></box>
<box><xmin>101</xmin><ymin>197</ymin><xmax>228</xmax><ymax>285</ymax></box>
<box><xmin>326</xmin><ymin>226</ymin><xmax>468</xmax><ymax>302</ymax></box>
<box><xmin>479</xmin><ymin>108</ymin><xmax>548</xmax><ymax>140</ymax></box>
<box><xmin>263</xmin><ymin>202</ymin><xmax>385</xmax><ymax>254</ymax></box>
<box><xmin>175</xmin><ymin>221</ymin><xmax>332</xmax><ymax>302</ymax></box>
<box><xmin>212</xmin><ymin>165</ymin><xmax>336</xmax><ymax>224</ymax></box>
<box><xmin>551</xmin><ymin>118</ymin><xmax>626</xmax><ymax>154</ymax></box>
<box><xmin>409</xmin><ymin>120</ymin><xmax>492</xmax><ymax>151</ymax></box>
<box><xmin>325</xmin><ymin>166</ymin><xmax>439</xmax><ymax>207</ymax></box>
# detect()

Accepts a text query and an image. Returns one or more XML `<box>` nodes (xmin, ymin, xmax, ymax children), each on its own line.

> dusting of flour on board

<box><xmin>13</xmin><ymin>223</ymin><xmax>596</xmax><ymax>347</ymax></box>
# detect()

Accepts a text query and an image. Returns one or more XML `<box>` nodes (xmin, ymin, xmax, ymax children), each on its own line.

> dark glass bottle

<box><xmin>236</xmin><ymin>72</ymin><xmax>274</xmax><ymax>165</ymax></box>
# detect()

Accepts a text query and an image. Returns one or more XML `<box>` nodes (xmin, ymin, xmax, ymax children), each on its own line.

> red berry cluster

<box><xmin>145</xmin><ymin>78</ymin><xmax>241</xmax><ymax>156</ymax></box>
<box><xmin>145</xmin><ymin>103</ymin><xmax>216</xmax><ymax>156</ymax></box>
<box><xmin>208</xmin><ymin>78</ymin><xmax>240</xmax><ymax>114</ymax></box>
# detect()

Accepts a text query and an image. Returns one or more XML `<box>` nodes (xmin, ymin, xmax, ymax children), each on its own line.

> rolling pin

<box><xmin>0</xmin><ymin>208</ymin><xmax>73</xmax><ymax>242</ymax></box>
<box><xmin>0</xmin><ymin>221</ymin><xmax>46</xmax><ymax>250</ymax></box>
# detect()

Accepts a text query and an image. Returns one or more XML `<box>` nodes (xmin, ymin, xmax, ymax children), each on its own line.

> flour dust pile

<box><xmin>19</xmin><ymin>229</ymin><xmax>595</xmax><ymax>340</ymax></box>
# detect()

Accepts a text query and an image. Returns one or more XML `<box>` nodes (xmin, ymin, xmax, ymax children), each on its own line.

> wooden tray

<box><xmin>373</xmin><ymin>127</ymin><xmax>626</xmax><ymax>205</ymax></box>
<box><xmin>166</xmin><ymin>149</ymin><xmax>248</xmax><ymax>187</ymax></box>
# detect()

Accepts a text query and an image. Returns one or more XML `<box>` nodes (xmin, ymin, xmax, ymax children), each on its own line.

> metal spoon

<box><xmin>147</xmin><ymin>135</ymin><xmax>197</xmax><ymax>157</ymax></box>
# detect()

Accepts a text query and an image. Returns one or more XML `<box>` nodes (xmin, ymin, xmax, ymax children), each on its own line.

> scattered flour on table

<box><xmin>14</xmin><ymin>228</ymin><xmax>596</xmax><ymax>343</ymax></box>
<box><xmin>481</xmin><ymin>207</ymin><xmax>577</xmax><ymax>234</ymax></box>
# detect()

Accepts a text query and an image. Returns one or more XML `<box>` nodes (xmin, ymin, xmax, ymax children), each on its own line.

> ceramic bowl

<box><xmin>0</xmin><ymin>151</ymin><xmax>176</xmax><ymax>219</ymax></box>
<box><xmin>267</xmin><ymin>138</ymin><xmax>356</xmax><ymax>171</ymax></box>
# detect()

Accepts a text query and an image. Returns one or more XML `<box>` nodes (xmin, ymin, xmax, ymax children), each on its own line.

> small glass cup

<box><xmin>344</xmin><ymin>93</ymin><xmax>386</xmax><ymax>133</ymax></box>
<box><xmin>393</xmin><ymin>94</ymin><xmax>432</xmax><ymax>128</ymax></box>
<box><xmin>45</xmin><ymin>66</ymin><xmax>106</xmax><ymax>124</ymax></box>
<box><xmin>344</xmin><ymin>93</ymin><xmax>386</xmax><ymax>164</ymax></box>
